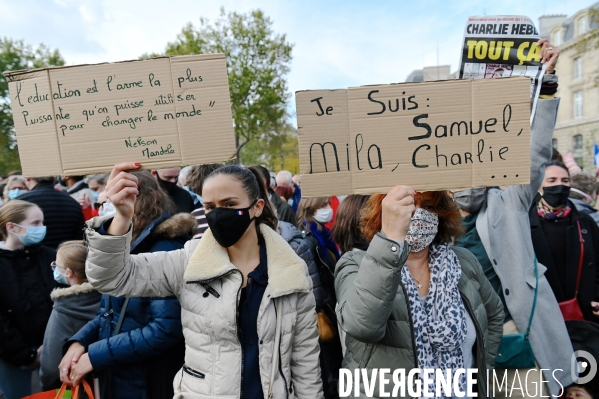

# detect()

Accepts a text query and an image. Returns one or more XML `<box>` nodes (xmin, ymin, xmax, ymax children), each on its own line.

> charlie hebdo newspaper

<box><xmin>458</xmin><ymin>15</ymin><xmax>545</xmax><ymax>122</ymax></box>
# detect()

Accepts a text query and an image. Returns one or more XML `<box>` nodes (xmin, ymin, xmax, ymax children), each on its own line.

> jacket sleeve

<box><xmin>68</xmin><ymin>313</ymin><xmax>102</xmax><ymax>351</ymax></box>
<box><xmin>293</xmin><ymin>239</ymin><xmax>324</xmax><ymax>312</ymax></box>
<box><xmin>87</xmin><ymin>296</ymin><xmax>183</xmax><ymax>372</ymax></box>
<box><xmin>335</xmin><ymin>233</ymin><xmax>409</xmax><ymax>343</ymax></box>
<box><xmin>289</xmin><ymin>289</ymin><xmax>324</xmax><ymax>398</ymax></box>
<box><xmin>84</xmin><ymin>217</ymin><xmax>191</xmax><ymax>298</ymax></box>
<box><xmin>0</xmin><ymin>313</ymin><xmax>37</xmax><ymax>367</ymax></box>
<box><xmin>500</xmin><ymin>98</ymin><xmax>560</xmax><ymax>211</ymax></box>
<box><xmin>461</xmin><ymin>249</ymin><xmax>504</xmax><ymax>367</ymax></box>
<box><xmin>40</xmin><ymin>310</ymin><xmax>66</xmax><ymax>390</ymax></box>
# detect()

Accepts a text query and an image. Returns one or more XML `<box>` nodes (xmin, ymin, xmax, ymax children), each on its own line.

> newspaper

<box><xmin>458</xmin><ymin>15</ymin><xmax>545</xmax><ymax>122</ymax></box>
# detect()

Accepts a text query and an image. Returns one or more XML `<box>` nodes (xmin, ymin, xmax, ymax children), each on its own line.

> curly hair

<box><xmin>360</xmin><ymin>191</ymin><xmax>464</xmax><ymax>245</ymax></box>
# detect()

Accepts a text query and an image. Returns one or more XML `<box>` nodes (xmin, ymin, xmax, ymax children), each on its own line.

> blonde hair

<box><xmin>0</xmin><ymin>200</ymin><xmax>37</xmax><ymax>239</ymax></box>
<box><xmin>57</xmin><ymin>240</ymin><xmax>88</xmax><ymax>283</ymax></box>
<box><xmin>3</xmin><ymin>176</ymin><xmax>27</xmax><ymax>202</ymax></box>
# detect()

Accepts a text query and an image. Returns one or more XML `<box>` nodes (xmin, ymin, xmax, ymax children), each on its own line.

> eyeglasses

<box><xmin>50</xmin><ymin>261</ymin><xmax>65</xmax><ymax>271</ymax></box>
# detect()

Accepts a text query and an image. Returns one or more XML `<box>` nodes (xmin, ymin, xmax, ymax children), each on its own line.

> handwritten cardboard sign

<box><xmin>4</xmin><ymin>54</ymin><xmax>236</xmax><ymax>177</ymax></box>
<box><xmin>296</xmin><ymin>77</ymin><xmax>530</xmax><ymax>196</ymax></box>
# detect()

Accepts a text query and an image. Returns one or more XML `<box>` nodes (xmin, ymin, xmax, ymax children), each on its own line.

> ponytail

<box><xmin>205</xmin><ymin>165</ymin><xmax>278</xmax><ymax>231</ymax></box>
<box><xmin>247</xmin><ymin>166</ymin><xmax>278</xmax><ymax>230</ymax></box>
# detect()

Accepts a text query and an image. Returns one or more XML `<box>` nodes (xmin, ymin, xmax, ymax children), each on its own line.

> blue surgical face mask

<box><xmin>10</xmin><ymin>224</ymin><xmax>47</xmax><ymax>246</ymax></box>
<box><xmin>8</xmin><ymin>189</ymin><xmax>24</xmax><ymax>200</ymax></box>
<box><xmin>91</xmin><ymin>191</ymin><xmax>100</xmax><ymax>203</ymax></box>
<box><xmin>53</xmin><ymin>267</ymin><xmax>68</xmax><ymax>285</ymax></box>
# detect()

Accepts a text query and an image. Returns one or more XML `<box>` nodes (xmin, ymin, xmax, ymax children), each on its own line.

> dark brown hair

<box><xmin>296</xmin><ymin>197</ymin><xmax>330</xmax><ymax>231</ymax></box>
<box><xmin>361</xmin><ymin>191</ymin><xmax>464</xmax><ymax>245</ymax></box>
<box><xmin>332</xmin><ymin>195</ymin><xmax>370</xmax><ymax>253</ymax></box>
<box><xmin>188</xmin><ymin>164</ymin><xmax>223</xmax><ymax>196</ymax></box>
<box><xmin>132</xmin><ymin>171</ymin><xmax>175</xmax><ymax>241</ymax></box>
<box><xmin>204</xmin><ymin>165</ymin><xmax>278</xmax><ymax>231</ymax></box>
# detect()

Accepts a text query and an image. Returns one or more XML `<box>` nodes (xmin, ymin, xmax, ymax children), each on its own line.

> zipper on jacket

<box><xmin>234</xmin><ymin>269</ymin><xmax>245</xmax><ymax>399</ymax></box>
<box><xmin>273</xmin><ymin>300</ymin><xmax>290</xmax><ymax>399</ymax></box>
<box><xmin>183</xmin><ymin>364</ymin><xmax>205</xmax><ymax>379</ymax></box>
<box><xmin>460</xmin><ymin>293</ymin><xmax>486</xmax><ymax>398</ymax></box>
<box><xmin>201</xmin><ymin>283</ymin><xmax>220</xmax><ymax>298</ymax></box>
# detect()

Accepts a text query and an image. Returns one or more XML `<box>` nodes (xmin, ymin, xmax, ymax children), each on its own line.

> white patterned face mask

<box><xmin>405</xmin><ymin>208</ymin><xmax>439</xmax><ymax>252</ymax></box>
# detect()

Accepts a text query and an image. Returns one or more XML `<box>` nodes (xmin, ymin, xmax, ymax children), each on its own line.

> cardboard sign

<box><xmin>4</xmin><ymin>54</ymin><xmax>236</xmax><ymax>177</ymax></box>
<box><xmin>296</xmin><ymin>77</ymin><xmax>530</xmax><ymax>197</ymax></box>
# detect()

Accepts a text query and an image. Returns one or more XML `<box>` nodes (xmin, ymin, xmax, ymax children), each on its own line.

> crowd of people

<box><xmin>0</xmin><ymin>39</ymin><xmax>598</xmax><ymax>399</ymax></box>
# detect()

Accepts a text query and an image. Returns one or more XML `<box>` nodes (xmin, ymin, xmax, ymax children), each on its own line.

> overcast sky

<box><xmin>0</xmin><ymin>0</ymin><xmax>594</xmax><ymax>123</ymax></box>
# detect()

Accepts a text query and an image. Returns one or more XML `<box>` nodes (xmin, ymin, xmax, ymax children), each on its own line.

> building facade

<box><xmin>540</xmin><ymin>4</ymin><xmax>599</xmax><ymax>171</ymax></box>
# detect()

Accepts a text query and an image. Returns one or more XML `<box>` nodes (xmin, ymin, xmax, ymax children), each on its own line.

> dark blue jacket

<box><xmin>70</xmin><ymin>213</ymin><xmax>196</xmax><ymax>399</ymax></box>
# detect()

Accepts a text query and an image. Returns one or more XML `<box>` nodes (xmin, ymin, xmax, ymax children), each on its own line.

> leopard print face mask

<box><xmin>405</xmin><ymin>208</ymin><xmax>439</xmax><ymax>252</ymax></box>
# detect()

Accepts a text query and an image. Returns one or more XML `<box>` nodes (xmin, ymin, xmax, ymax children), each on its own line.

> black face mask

<box><xmin>157</xmin><ymin>176</ymin><xmax>178</xmax><ymax>194</ymax></box>
<box><xmin>206</xmin><ymin>200</ymin><xmax>257</xmax><ymax>248</ymax></box>
<box><xmin>542</xmin><ymin>184</ymin><xmax>571</xmax><ymax>208</ymax></box>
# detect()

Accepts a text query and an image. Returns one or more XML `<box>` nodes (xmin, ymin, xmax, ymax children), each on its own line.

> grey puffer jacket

<box><xmin>84</xmin><ymin>219</ymin><xmax>324</xmax><ymax>399</ymax></box>
<box><xmin>278</xmin><ymin>221</ymin><xmax>324</xmax><ymax>311</ymax></box>
<box><xmin>40</xmin><ymin>283</ymin><xmax>101</xmax><ymax>390</ymax></box>
<box><xmin>335</xmin><ymin>234</ymin><xmax>504</xmax><ymax>399</ymax></box>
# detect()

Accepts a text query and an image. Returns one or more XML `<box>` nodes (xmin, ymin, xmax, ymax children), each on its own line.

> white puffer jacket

<box><xmin>84</xmin><ymin>218</ymin><xmax>324</xmax><ymax>399</ymax></box>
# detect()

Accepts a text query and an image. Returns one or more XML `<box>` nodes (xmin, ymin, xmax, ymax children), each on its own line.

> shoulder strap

<box><xmin>112</xmin><ymin>298</ymin><xmax>130</xmax><ymax>337</ymax></box>
<box><xmin>575</xmin><ymin>221</ymin><xmax>585</xmax><ymax>296</ymax></box>
<box><xmin>526</xmin><ymin>257</ymin><xmax>539</xmax><ymax>337</ymax></box>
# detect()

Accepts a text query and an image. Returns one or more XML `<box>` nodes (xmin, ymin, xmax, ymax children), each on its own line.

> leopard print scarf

<box><xmin>401</xmin><ymin>243</ymin><xmax>468</xmax><ymax>398</ymax></box>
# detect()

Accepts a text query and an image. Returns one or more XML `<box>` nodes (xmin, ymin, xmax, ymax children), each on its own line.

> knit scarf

<box><xmin>400</xmin><ymin>243</ymin><xmax>467</xmax><ymax>398</ymax></box>
<box><xmin>537</xmin><ymin>200</ymin><xmax>572</xmax><ymax>220</ymax></box>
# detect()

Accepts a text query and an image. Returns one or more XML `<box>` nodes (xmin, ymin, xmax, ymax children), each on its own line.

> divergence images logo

<box><xmin>572</xmin><ymin>350</ymin><xmax>598</xmax><ymax>384</ymax></box>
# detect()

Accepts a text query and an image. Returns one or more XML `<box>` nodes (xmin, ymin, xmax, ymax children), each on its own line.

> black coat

<box><xmin>270</xmin><ymin>190</ymin><xmax>296</xmax><ymax>225</ymax></box>
<box><xmin>0</xmin><ymin>244</ymin><xmax>57</xmax><ymax>366</ymax></box>
<box><xmin>18</xmin><ymin>182</ymin><xmax>85</xmax><ymax>249</ymax></box>
<box><xmin>530</xmin><ymin>195</ymin><xmax>599</xmax><ymax>321</ymax></box>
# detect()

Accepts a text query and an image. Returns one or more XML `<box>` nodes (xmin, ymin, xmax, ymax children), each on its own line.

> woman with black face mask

<box><xmin>78</xmin><ymin>162</ymin><xmax>323</xmax><ymax>399</ymax></box>
<box><xmin>529</xmin><ymin>161</ymin><xmax>599</xmax><ymax>322</ymax></box>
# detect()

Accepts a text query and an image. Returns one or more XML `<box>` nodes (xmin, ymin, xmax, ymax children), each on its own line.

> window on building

<box><xmin>573</xmin><ymin>134</ymin><xmax>584</xmax><ymax>166</ymax></box>
<box><xmin>574</xmin><ymin>57</ymin><xmax>583</xmax><ymax>79</ymax></box>
<box><xmin>552</xmin><ymin>30</ymin><xmax>562</xmax><ymax>46</ymax></box>
<box><xmin>577</xmin><ymin>16</ymin><xmax>588</xmax><ymax>35</ymax></box>
<box><xmin>552</xmin><ymin>138</ymin><xmax>558</xmax><ymax>149</ymax></box>
<box><xmin>574</xmin><ymin>91</ymin><xmax>584</xmax><ymax>118</ymax></box>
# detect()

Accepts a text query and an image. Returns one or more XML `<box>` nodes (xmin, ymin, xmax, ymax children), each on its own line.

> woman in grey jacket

<box><xmin>335</xmin><ymin>188</ymin><xmax>504</xmax><ymax>399</ymax></box>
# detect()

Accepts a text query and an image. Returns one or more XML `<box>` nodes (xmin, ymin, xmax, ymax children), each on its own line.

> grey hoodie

<box><xmin>40</xmin><ymin>283</ymin><xmax>101</xmax><ymax>390</ymax></box>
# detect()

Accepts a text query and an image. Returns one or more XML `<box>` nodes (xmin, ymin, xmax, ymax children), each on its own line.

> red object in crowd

<box><xmin>82</xmin><ymin>205</ymin><xmax>98</xmax><ymax>222</ymax></box>
<box><xmin>324</xmin><ymin>196</ymin><xmax>340</xmax><ymax>231</ymax></box>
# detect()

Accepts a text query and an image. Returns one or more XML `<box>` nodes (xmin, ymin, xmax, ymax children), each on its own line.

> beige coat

<box><xmin>84</xmin><ymin>218</ymin><xmax>324</xmax><ymax>399</ymax></box>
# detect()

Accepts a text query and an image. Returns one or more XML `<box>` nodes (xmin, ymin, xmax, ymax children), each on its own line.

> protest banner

<box><xmin>458</xmin><ymin>15</ymin><xmax>544</xmax><ymax>122</ymax></box>
<box><xmin>3</xmin><ymin>54</ymin><xmax>236</xmax><ymax>177</ymax></box>
<box><xmin>296</xmin><ymin>77</ymin><xmax>530</xmax><ymax>197</ymax></box>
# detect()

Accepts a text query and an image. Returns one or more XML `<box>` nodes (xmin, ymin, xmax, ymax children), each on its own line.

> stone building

<box><xmin>540</xmin><ymin>4</ymin><xmax>599</xmax><ymax>171</ymax></box>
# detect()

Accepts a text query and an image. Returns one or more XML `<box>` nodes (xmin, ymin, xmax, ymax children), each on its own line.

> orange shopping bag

<box><xmin>23</xmin><ymin>381</ymin><xmax>94</xmax><ymax>399</ymax></box>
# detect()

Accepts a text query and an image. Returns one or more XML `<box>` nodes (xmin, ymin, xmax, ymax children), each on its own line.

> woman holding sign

<box><xmin>335</xmin><ymin>188</ymin><xmax>504</xmax><ymax>398</ymax></box>
<box><xmin>77</xmin><ymin>163</ymin><xmax>323</xmax><ymax>399</ymax></box>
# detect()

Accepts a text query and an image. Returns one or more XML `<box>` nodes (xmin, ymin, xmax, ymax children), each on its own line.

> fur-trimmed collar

<box><xmin>50</xmin><ymin>282</ymin><xmax>96</xmax><ymax>300</ymax></box>
<box><xmin>184</xmin><ymin>224</ymin><xmax>310</xmax><ymax>297</ymax></box>
<box><xmin>154</xmin><ymin>213</ymin><xmax>197</xmax><ymax>238</ymax></box>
